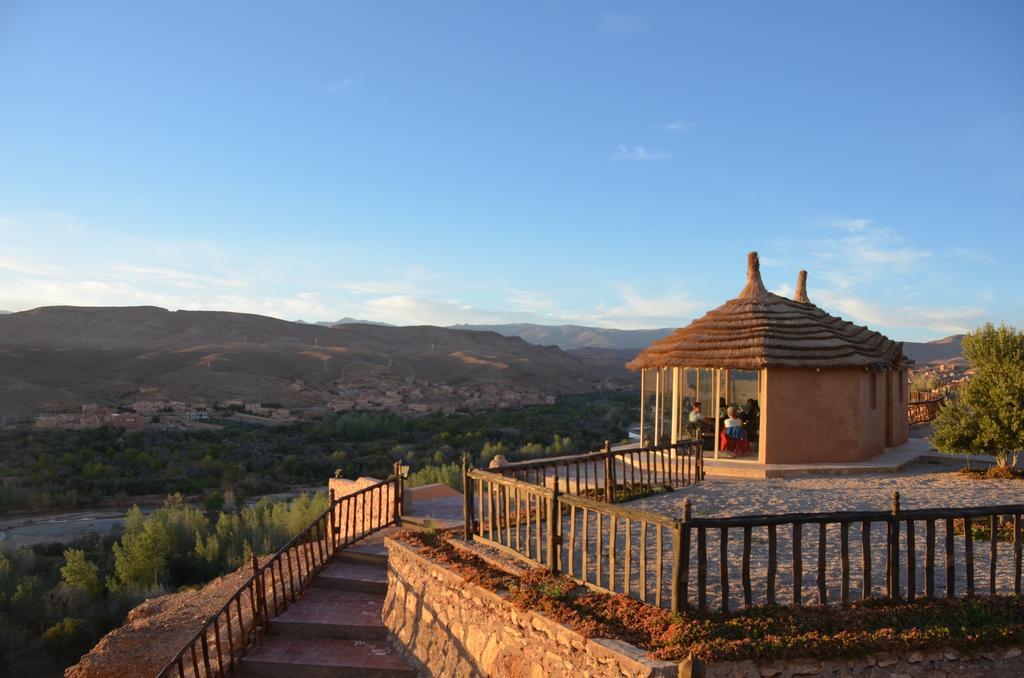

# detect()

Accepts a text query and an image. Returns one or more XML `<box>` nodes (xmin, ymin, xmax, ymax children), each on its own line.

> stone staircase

<box><xmin>237</xmin><ymin>528</ymin><xmax>416</xmax><ymax>677</ymax></box>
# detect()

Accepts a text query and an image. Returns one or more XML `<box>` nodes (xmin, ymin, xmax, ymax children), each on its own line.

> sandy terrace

<box><xmin>635</xmin><ymin>458</ymin><xmax>1024</xmax><ymax>518</ymax></box>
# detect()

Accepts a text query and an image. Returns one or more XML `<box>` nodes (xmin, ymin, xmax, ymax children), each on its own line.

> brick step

<box><xmin>335</xmin><ymin>541</ymin><xmax>388</xmax><ymax>567</ymax></box>
<box><xmin>238</xmin><ymin>637</ymin><xmax>416</xmax><ymax>678</ymax></box>
<box><xmin>267</xmin><ymin>588</ymin><xmax>386</xmax><ymax>641</ymax></box>
<box><xmin>312</xmin><ymin>561</ymin><xmax>388</xmax><ymax>595</ymax></box>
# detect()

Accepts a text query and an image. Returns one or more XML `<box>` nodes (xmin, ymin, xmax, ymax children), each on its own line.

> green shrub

<box><xmin>42</xmin><ymin>617</ymin><xmax>95</xmax><ymax>664</ymax></box>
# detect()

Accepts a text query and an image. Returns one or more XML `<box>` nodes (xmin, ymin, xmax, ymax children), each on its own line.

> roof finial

<box><xmin>737</xmin><ymin>251</ymin><xmax>768</xmax><ymax>299</ymax></box>
<box><xmin>794</xmin><ymin>270</ymin><xmax>809</xmax><ymax>303</ymax></box>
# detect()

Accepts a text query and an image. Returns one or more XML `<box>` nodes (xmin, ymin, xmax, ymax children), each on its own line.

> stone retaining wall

<box><xmin>383</xmin><ymin>538</ymin><xmax>677</xmax><ymax>677</ymax></box>
<box><xmin>383</xmin><ymin>537</ymin><xmax>1023</xmax><ymax>678</ymax></box>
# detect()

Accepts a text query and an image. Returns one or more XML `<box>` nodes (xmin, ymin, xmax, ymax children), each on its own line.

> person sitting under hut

<box><xmin>688</xmin><ymin>402</ymin><xmax>709</xmax><ymax>447</ymax></box>
<box><xmin>724</xmin><ymin>406</ymin><xmax>743</xmax><ymax>435</ymax></box>
<box><xmin>689</xmin><ymin>401</ymin><xmax>704</xmax><ymax>425</ymax></box>
<box><xmin>720</xmin><ymin>406</ymin><xmax>751</xmax><ymax>455</ymax></box>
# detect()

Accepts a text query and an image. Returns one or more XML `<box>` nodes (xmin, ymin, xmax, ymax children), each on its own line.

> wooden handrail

<box><xmin>463</xmin><ymin>438</ymin><xmax>704</xmax><ymax>612</ymax></box>
<box><xmin>156</xmin><ymin>476</ymin><xmax>402</xmax><ymax>678</ymax></box>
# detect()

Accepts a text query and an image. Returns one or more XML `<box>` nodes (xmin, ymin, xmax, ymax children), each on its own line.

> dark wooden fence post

<box><xmin>671</xmin><ymin>517</ymin><xmax>684</xmax><ymax>614</ymax></box>
<box><xmin>679</xmin><ymin>499</ymin><xmax>692</xmax><ymax>611</ymax></box>
<box><xmin>328</xmin><ymin>488</ymin><xmax>336</xmax><ymax>552</ymax></box>
<box><xmin>463</xmin><ymin>459</ymin><xmax>474</xmax><ymax>541</ymax></box>
<box><xmin>888</xmin><ymin>491</ymin><xmax>901</xmax><ymax>599</ymax></box>
<box><xmin>251</xmin><ymin>553</ymin><xmax>265</xmax><ymax>626</ymax></box>
<box><xmin>547</xmin><ymin>487</ymin><xmax>560</xmax><ymax>575</ymax></box>
<box><xmin>392</xmin><ymin>461</ymin><xmax>402</xmax><ymax>526</ymax></box>
<box><xmin>604</xmin><ymin>440</ymin><xmax>615</xmax><ymax>503</ymax></box>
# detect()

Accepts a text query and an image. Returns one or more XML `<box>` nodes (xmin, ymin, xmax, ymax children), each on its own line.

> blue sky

<box><xmin>0</xmin><ymin>1</ymin><xmax>1021</xmax><ymax>341</ymax></box>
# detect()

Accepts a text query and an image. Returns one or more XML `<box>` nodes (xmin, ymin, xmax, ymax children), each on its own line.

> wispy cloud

<box><xmin>326</xmin><ymin>76</ymin><xmax>355</xmax><ymax>94</ymax></box>
<box><xmin>612</xmin><ymin>145</ymin><xmax>669</xmax><ymax>161</ymax></box>
<box><xmin>766</xmin><ymin>217</ymin><xmax>991</xmax><ymax>337</ymax></box>
<box><xmin>665</xmin><ymin>120</ymin><xmax>694</xmax><ymax>134</ymax></box>
<box><xmin>833</xmin><ymin>218</ymin><xmax>871</xmax><ymax>233</ymax></box>
<box><xmin>806</xmin><ymin>219</ymin><xmax>931</xmax><ymax>289</ymax></box>
<box><xmin>588</xmin><ymin>285</ymin><xmax>705</xmax><ymax>328</ymax></box>
<box><xmin>0</xmin><ymin>255</ymin><xmax>67</xmax><ymax>277</ymax></box>
<box><xmin>598</xmin><ymin>12</ymin><xmax>647</xmax><ymax>34</ymax></box>
<box><xmin>111</xmin><ymin>265</ymin><xmax>245</xmax><ymax>290</ymax></box>
<box><xmin>814</xmin><ymin>290</ymin><xmax>985</xmax><ymax>335</ymax></box>
<box><xmin>944</xmin><ymin>246</ymin><xmax>996</xmax><ymax>265</ymax></box>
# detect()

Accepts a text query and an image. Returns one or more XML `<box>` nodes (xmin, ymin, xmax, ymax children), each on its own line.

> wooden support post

<box><xmin>945</xmin><ymin>516</ymin><xmax>955</xmax><ymax>598</ymax></box>
<box><xmin>889</xmin><ymin>492</ymin><xmax>900</xmax><ymax>599</ymax></box>
<box><xmin>462</xmin><ymin>459</ymin><xmax>473</xmax><ymax>541</ymax></box>
<box><xmin>671</xmin><ymin>367</ymin><xmax>681</xmax><ymax>444</ymax></box>
<box><xmin>392</xmin><ymin>461</ymin><xmax>403</xmax><ymax>526</ymax></box>
<box><xmin>328</xmin><ymin>488</ymin><xmax>336</xmax><ymax>552</ymax></box>
<box><xmin>654</xmin><ymin>369</ymin><xmax>661</xmax><ymax>443</ymax></box>
<box><xmin>680</xmin><ymin>500</ymin><xmax>692</xmax><ymax>611</ymax></box>
<box><xmin>713</xmin><ymin>369</ymin><xmax>721</xmax><ymax>461</ymax></box>
<box><xmin>671</xmin><ymin>517</ymin><xmax>683</xmax><ymax>614</ymax></box>
<box><xmin>547</xmin><ymin>488</ymin><xmax>559</xmax><ymax>575</ymax></box>
<box><xmin>604</xmin><ymin>440</ymin><xmax>615</xmax><ymax>503</ymax></box>
<box><xmin>251</xmin><ymin>553</ymin><xmax>265</xmax><ymax>625</ymax></box>
<box><xmin>639</xmin><ymin>368</ymin><xmax>646</xmax><ymax>447</ymax></box>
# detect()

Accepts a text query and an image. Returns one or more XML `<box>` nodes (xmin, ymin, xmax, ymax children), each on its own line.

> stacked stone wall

<box><xmin>383</xmin><ymin>537</ymin><xmax>1024</xmax><ymax>678</ymax></box>
<box><xmin>383</xmin><ymin>538</ymin><xmax>677</xmax><ymax>677</ymax></box>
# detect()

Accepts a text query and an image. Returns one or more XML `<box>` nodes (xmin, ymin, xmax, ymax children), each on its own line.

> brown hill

<box><xmin>451</xmin><ymin>323</ymin><xmax>674</xmax><ymax>350</ymax></box>
<box><xmin>902</xmin><ymin>334</ymin><xmax>965</xmax><ymax>365</ymax></box>
<box><xmin>0</xmin><ymin>307</ymin><xmax>621</xmax><ymax>418</ymax></box>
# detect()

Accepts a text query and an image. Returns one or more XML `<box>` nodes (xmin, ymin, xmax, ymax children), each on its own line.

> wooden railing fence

<box><xmin>489</xmin><ymin>439</ymin><xmax>703</xmax><ymax>502</ymax></box>
<box><xmin>463</xmin><ymin>438</ymin><xmax>703</xmax><ymax>613</ymax></box>
<box><xmin>156</xmin><ymin>474</ymin><xmax>402</xmax><ymax>678</ymax></box>
<box><xmin>680</xmin><ymin>495</ymin><xmax>1024</xmax><ymax>614</ymax></box>
<box><xmin>467</xmin><ymin>456</ymin><xmax>1024</xmax><ymax>617</ymax></box>
<box><xmin>464</xmin><ymin>467</ymin><xmax>688</xmax><ymax>611</ymax></box>
<box><xmin>908</xmin><ymin>395</ymin><xmax>946</xmax><ymax>424</ymax></box>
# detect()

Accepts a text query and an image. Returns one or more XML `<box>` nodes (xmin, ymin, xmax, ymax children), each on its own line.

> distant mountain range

<box><xmin>0</xmin><ymin>307</ymin><xmax>624</xmax><ymax>418</ymax></box>
<box><xmin>902</xmin><ymin>334</ymin><xmax>965</xmax><ymax>365</ymax></box>
<box><xmin>0</xmin><ymin>306</ymin><xmax>967</xmax><ymax>418</ymax></box>
<box><xmin>449</xmin><ymin>323</ymin><xmax>675</xmax><ymax>350</ymax></box>
<box><xmin>296</xmin><ymin>317</ymin><xmax>393</xmax><ymax>328</ymax></box>
<box><xmin>452</xmin><ymin>323</ymin><xmax>965</xmax><ymax>365</ymax></box>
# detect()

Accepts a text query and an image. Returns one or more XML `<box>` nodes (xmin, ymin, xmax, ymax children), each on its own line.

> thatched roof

<box><xmin>628</xmin><ymin>252</ymin><xmax>908</xmax><ymax>371</ymax></box>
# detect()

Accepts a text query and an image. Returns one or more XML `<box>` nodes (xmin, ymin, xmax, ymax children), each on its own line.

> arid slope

<box><xmin>0</xmin><ymin>306</ymin><xmax>620</xmax><ymax>417</ymax></box>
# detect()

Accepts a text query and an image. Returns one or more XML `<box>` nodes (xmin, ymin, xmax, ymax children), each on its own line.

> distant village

<box><xmin>26</xmin><ymin>375</ymin><xmax>565</xmax><ymax>431</ymax></box>
<box><xmin>907</xmin><ymin>355</ymin><xmax>973</xmax><ymax>398</ymax></box>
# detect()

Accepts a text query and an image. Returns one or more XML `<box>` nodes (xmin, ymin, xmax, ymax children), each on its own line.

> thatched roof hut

<box><xmin>630</xmin><ymin>252</ymin><xmax>910</xmax><ymax>466</ymax></box>
<box><xmin>628</xmin><ymin>252</ymin><xmax>907</xmax><ymax>371</ymax></box>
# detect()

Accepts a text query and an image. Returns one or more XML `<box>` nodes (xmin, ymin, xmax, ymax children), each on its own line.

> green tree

<box><xmin>203</xmin><ymin>490</ymin><xmax>225</xmax><ymax>513</ymax></box>
<box><xmin>42</xmin><ymin>617</ymin><xmax>95</xmax><ymax>664</ymax></box>
<box><xmin>60</xmin><ymin>549</ymin><xmax>102</xmax><ymax>599</ymax></box>
<box><xmin>932</xmin><ymin>323</ymin><xmax>1024</xmax><ymax>467</ymax></box>
<box><xmin>111</xmin><ymin>496</ymin><xmax>210</xmax><ymax>591</ymax></box>
<box><xmin>9</xmin><ymin>576</ymin><xmax>46</xmax><ymax>630</ymax></box>
<box><xmin>910</xmin><ymin>371</ymin><xmax>939</xmax><ymax>394</ymax></box>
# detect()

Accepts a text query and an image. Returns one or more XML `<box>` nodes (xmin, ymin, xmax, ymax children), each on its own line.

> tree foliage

<box><xmin>60</xmin><ymin>549</ymin><xmax>102</xmax><ymax>599</ymax></box>
<box><xmin>111</xmin><ymin>496</ymin><xmax>210</xmax><ymax>591</ymax></box>
<box><xmin>0</xmin><ymin>392</ymin><xmax>635</xmax><ymax>512</ymax></box>
<box><xmin>931</xmin><ymin>323</ymin><xmax>1024</xmax><ymax>466</ymax></box>
<box><xmin>42</xmin><ymin>617</ymin><xmax>94</xmax><ymax>664</ymax></box>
